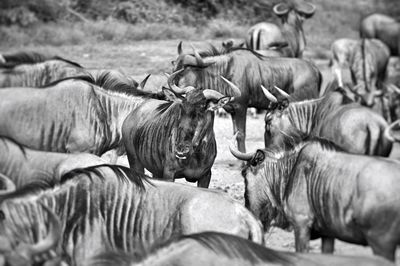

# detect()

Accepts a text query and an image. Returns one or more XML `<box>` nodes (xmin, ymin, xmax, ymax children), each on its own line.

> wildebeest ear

<box><xmin>162</xmin><ymin>87</ymin><xmax>182</xmax><ymax>102</ymax></box>
<box><xmin>207</xmin><ymin>96</ymin><xmax>233</xmax><ymax>111</ymax></box>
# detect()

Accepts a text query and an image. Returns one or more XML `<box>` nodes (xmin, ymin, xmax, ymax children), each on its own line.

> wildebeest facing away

<box><xmin>0</xmin><ymin>137</ymin><xmax>106</xmax><ymax>188</ymax></box>
<box><xmin>231</xmin><ymin>130</ymin><xmax>400</xmax><ymax>261</ymax></box>
<box><xmin>246</xmin><ymin>0</ymin><xmax>316</xmax><ymax>57</ymax></box>
<box><xmin>0</xmin><ymin>73</ymin><xmax>152</xmax><ymax>159</ymax></box>
<box><xmin>360</xmin><ymin>13</ymin><xmax>400</xmax><ymax>56</ymax></box>
<box><xmin>122</xmin><ymin>70</ymin><xmax>240</xmax><ymax>187</ymax></box>
<box><xmin>88</xmin><ymin>232</ymin><xmax>394</xmax><ymax>266</ymax></box>
<box><xmin>0</xmin><ymin>165</ymin><xmax>263</xmax><ymax>265</ymax></box>
<box><xmin>262</xmin><ymin>83</ymin><xmax>392</xmax><ymax>156</ymax></box>
<box><xmin>172</xmin><ymin>43</ymin><xmax>322</xmax><ymax>152</ymax></box>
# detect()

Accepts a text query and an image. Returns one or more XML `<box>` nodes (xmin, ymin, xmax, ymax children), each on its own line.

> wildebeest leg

<box><xmin>231</xmin><ymin>107</ymin><xmax>247</xmax><ymax>152</ymax></box>
<box><xmin>197</xmin><ymin>170</ymin><xmax>211</xmax><ymax>188</ymax></box>
<box><xmin>321</xmin><ymin>237</ymin><xmax>335</xmax><ymax>253</ymax></box>
<box><xmin>294</xmin><ymin>223</ymin><xmax>311</xmax><ymax>252</ymax></box>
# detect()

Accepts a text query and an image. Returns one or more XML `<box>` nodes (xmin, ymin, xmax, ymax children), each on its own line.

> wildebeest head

<box><xmin>166</xmin><ymin>69</ymin><xmax>240</xmax><ymax>160</ymax></box>
<box><xmin>0</xmin><ymin>175</ymin><xmax>62</xmax><ymax>266</ymax></box>
<box><xmin>273</xmin><ymin>1</ymin><xmax>316</xmax><ymax>24</ymax></box>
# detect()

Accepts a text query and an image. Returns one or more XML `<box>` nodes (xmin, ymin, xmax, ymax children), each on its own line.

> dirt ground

<box><xmin>7</xmin><ymin>39</ymin><xmax>400</xmax><ymax>262</ymax></box>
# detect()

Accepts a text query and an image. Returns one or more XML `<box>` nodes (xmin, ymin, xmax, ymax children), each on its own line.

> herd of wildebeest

<box><xmin>1</xmin><ymin>0</ymin><xmax>400</xmax><ymax>265</ymax></box>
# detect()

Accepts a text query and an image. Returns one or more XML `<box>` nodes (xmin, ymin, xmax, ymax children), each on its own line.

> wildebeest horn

<box><xmin>177</xmin><ymin>41</ymin><xmax>183</xmax><ymax>55</ymax></box>
<box><xmin>229</xmin><ymin>132</ymin><xmax>255</xmax><ymax>161</ymax></box>
<box><xmin>139</xmin><ymin>74</ymin><xmax>151</xmax><ymax>89</ymax></box>
<box><xmin>0</xmin><ymin>174</ymin><xmax>16</xmax><ymax>196</ymax></box>
<box><xmin>220</xmin><ymin>76</ymin><xmax>242</xmax><ymax>97</ymax></box>
<box><xmin>0</xmin><ymin>54</ymin><xmax>5</xmax><ymax>64</ymax></box>
<box><xmin>191</xmin><ymin>44</ymin><xmax>215</xmax><ymax>67</ymax></box>
<box><xmin>167</xmin><ymin>69</ymin><xmax>187</xmax><ymax>94</ymax></box>
<box><xmin>203</xmin><ymin>89</ymin><xmax>226</xmax><ymax>101</ymax></box>
<box><xmin>274</xmin><ymin>86</ymin><xmax>290</xmax><ymax>99</ymax></box>
<box><xmin>385</xmin><ymin>83</ymin><xmax>400</xmax><ymax>95</ymax></box>
<box><xmin>261</xmin><ymin>85</ymin><xmax>278</xmax><ymax>103</ymax></box>
<box><xmin>384</xmin><ymin>119</ymin><xmax>400</xmax><ymax>142</ymax></box>
<box><xmin>27</xmin><ymin>204</ymin><xmax>61</xmax><ymax>255</ymax></box>
<box><xmin>295</xmin><ymin>2</ymin><xmax>316</xmax><ymax>15</ymax></box>
<box><xmin>273</xmin><ymin>3</ymin><xmax>290</xmax><ymax>15</ymax></box>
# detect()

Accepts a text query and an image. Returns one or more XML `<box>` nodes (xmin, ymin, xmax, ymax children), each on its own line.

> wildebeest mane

<box><xmin>0</xmin><ymin>136</ymin><xmax>28</xmax><ymax>158</ymax></box>
<box><xmin>1</xmin><ymin>51</ymin><xmax>82</xmax><ymax>68</ymax></box>
<box><xmin>0</xmin><ymin>178</ymin><xmax>57</xmax><ymax>203</ymax></box>
<box><xmin>60</xmin><ymin>164</ymin><xmax>147</xmax><ymax>190</ymax></box>
<box><xmin>39</xmin><ymin>75</ymin><xmax>95</xmax><ymax>88</ymax></box>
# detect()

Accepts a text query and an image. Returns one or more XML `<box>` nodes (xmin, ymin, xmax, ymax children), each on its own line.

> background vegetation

<box><xmin>0</xmin><ymin>0</ymin><xmax>399</xmax><ymax>50</ymax></box>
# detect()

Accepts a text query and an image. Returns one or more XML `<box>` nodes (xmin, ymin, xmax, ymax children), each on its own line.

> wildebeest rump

<box><xmin>0</xmin><ymin>165</ymin><xmax>263</xmax><ymax>266</ymax></box>
<box><xmin>231</xmin><ymin>132</ymin><xmax>400</xmax><ymax>261</ymax></box>
<box><xmin>88</xmin><ymin>232</ymin><xmax>393</xmax><ymax>266</ymax></box>
<box><xmin>122</xmin><ymin>71</ymin><xmax>239</xmax><ymax>187</ymax></box>
<box><xmin>172</xmin><ymin>43</ymin><xmax>322</xmax><ymax>152</ymax></box>
<box><xmin>263</xmin><ymin>84</ymin><xmax>392</xmax><ymax>156</ymax></box>
<box><xmin>246</xmin><ymin>0</ymin><xmax>316</xmax><ymax>58</ymax></box>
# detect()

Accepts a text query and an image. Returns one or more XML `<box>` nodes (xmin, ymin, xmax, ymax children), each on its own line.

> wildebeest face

<box><xmin>264</xmin><ymin>102</ymin><xmax>291</xmax><ymax>148</ymax></box>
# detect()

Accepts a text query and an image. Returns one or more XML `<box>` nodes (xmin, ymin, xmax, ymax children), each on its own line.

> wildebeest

<box><xmin>172</xmin><ymin>43</ymin><xmax>322</xmax><ymax>152</ymax></box>
<box><xmin>0</xmin><ymin>195</ymin><xmax>62</xmax><ymax>266</ymax></box>
<box><xmin>123</xmin><ymin>71</ymin><xmax>240</xmax><ymax>187</ymax></box>
<box><xmin>231</xmin><ymin>131</ymin><xmax>400</xmax><ymax>261</ymax></box>
<box><xmin>360</xmin><ymin>13</ymin><xmax>400</xmax><ymax>56</ymax></box>
<box><xmin>88</xmin><ymin>232</ymin><xmax>393</xmax><ymax>266</ymax></box>
<box><xmin>0</xmin><ymin>137</ymin><xmax>106</xmax><ymax>187</ymax></box>
<box><xmin>246</xmin><ymin>0</ymin><xmax>316</xmax><ymax>57</ymax></box>
<box><xmin>0</xmin><ymin>165</ymin><xmax>263</xmax><ymax>265</ymax></box>
<box><xmin>0</xmin><ymin>50</ymin><xmax>74</xmax><ymax>67</ymax></box>
<box><xmin>262</xmin><ymin>83</ymin><xmax>392</xmax><ymax>156</ymax></box>
<box><xmin>0</xmin><ymin>74</ymin><xmax>151</xmax><ymax>159</ymax></box>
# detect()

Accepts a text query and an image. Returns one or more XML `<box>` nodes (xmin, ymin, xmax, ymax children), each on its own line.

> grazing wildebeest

<box><xmin>360</xmin><ymin>13</ymin><xmax>400</xmax><ymax>56</ymax></box>
<box><xmin>0</xmin><ymin>137</ymin><xmax>106</xmax><ymax>187</ymax></box>
<box><xmin>0</xmin><ymin>74</ymin><xmax>151</xmax><ymax>159</ymax></box>
<box><xmin>246</xmin><ymin>0</ymin><xmax>316</xmax><ymax>58</ymax></box>
<box><xmin>88</xmin><ymin>232</ymin><xmax>393</xmax><ymax>266</ymax></box>
<box><xmin>0</xmin><ymin>165</ymin><xmax>263</xmax><ymax>265</ymax></box>
<box><xmin>262</xmin><ymin>83</ymin><xmax>392</xmax><ymax>156</ymax></box>
<box><xmin>172</xmin><ymin>43</ymin><xmax>322</xmax><ymax>152</ymax></box>
<box><xmin>123</xmin><ymin>71</ymin><xmax>240</xmax><ymax>187</ymax></box>
<box><xmin>0</xmin><ymin>195</ymin><xmax>62</xmax><ymax>266</ymax></box>
<box><xmin>0</xmin><ymin>50</ymin><xmax>75</xmax><ymax>67</ymax></box>
<box><xmin>230</xmin><ymin>131</ymin><xmax>400</xmax><ymax>261</ymax></box>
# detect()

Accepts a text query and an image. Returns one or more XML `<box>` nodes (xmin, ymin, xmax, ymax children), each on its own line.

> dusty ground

<box><xmin>5</xmin><ymin>39</ymin><xmax>400</xmax><ymax>262</ymax></box>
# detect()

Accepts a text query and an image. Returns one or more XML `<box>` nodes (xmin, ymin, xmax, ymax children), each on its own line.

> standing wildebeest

<box><xmin>172</xmin><ymin>43</ymin><xmax>322</xmax><ymax>152</ymax></box>
<box><xmin>0</xmin><ymin>74</ymin><xmax>151</xmax><ymax>158</ymax></box>
<box><xmin>360</xmin><ymin>13</ymin><xmax>400</xmax><ymax>56</ymax></box>
<box><xmin>89</xmin><ymin>232</ymin><xmax>393</xmax><ymax>266</ymax></box>
<box><xmin>123</xmin><ymin>71</ymin><xmax>240</xmax><ymax>187</ymax></box>
<box><xmin>246</xmin><ymin>1</ymin><xmax>316</xmax><ymax>58</ymax></box>
<box><xmin>231</xmin><ymin>131</ymin><xmax>400</xmax><ymax>261</ymax></box>
<box><xmin>0</xmin><ymin>137</ymin><xmax>106</xmax><ymax>187</ymax></box>
<box><xmin>262</xmin><ymin>84</ymin><xmax>392</xmax><ymax>156</ymax></box>
<box><xmin>0</xmin><ymin>165</ymin><xmax>263</xmax><ymax>265</ymax></box>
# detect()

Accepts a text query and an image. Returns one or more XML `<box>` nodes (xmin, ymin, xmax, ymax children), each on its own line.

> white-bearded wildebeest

<box><xmin>172</xmin><ymin>43</ymin><xmax>322</xmax><ymax>153</ymax></box>
<box><xmin>246</xmin><ymin>1</ymin><xmax>316</xmax><ymax>58</ymax></box>
<box><xmin>0</xmin><ymin>73</ymin><xmax>154</xmax><ymax>160</ymax></box>
<box><xmin>262</xmin><ymin>83</ymin><xmax>392</xmax><ymax>156</ymax></box>
<box><xmin>88</xmin><ymin>232</ymin><xmax>393</xmax><ymax>266</ymax></box>
<box><xmin>0</xmin><ymin>50</ymin><xmax>76</xmax><ymax>68</ymax></box>
<box><xmin>230</xmin><ymin>130</ymin><xmax>400</xmax><ymax>261</ymax></box>
<box><xmin>0</xmin><ymin>137</ymin><xmax>106</xmax><ymax>188</ymax></box>
<box><xmin>0</xmin><ymin>165</ymin><xmax>263</xmax><ymax>266</ymax></box>
<box><xmin>360</xmin><ymin>13</ymin><xmax>400</xmax><ymax>56</ymax></box>
<box><xmin>122</xmin><ymin>70</ymin><xmax>240</xmax><ymax>187</ymax></box>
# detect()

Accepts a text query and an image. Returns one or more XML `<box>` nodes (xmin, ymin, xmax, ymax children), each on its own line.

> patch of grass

<box><xmin>203</xmin><ymin>19</ymin><xmax>247</xmax><ymax>39</ymax></box>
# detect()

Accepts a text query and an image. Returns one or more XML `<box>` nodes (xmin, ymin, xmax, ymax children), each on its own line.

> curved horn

<box><xmin>139</xmin><ymin>74</ymin><xmax>151</xmax><ymax>89</ymax></box>
<box><xmin>28</xmin><ymin>204</ymin><xmax>61</xmax><ymax>255</ymax></box>
<box><xmin>274</xmin><ymin>86</ymin><xmax>290</xmax><ymax>99</ymax></box>
<box><xmin>203</xmin><ymin>89</ymin><xmax>226</xmax><ymax>101</ymax></box>
<box><xmin>261</xmin><ymin>85</ymin><xmax>278</xmax><ymax>103</ymax></box>
<box><xmin>0</xmin><ymin>174</ymin><xmax>16</xmax><ymax>196</ymax></box>
<box><xmin>229</xmin><ymin>132</ymin><xmax>255</xmax><ymax>161</ymax></box>
<box><xmin>220</xmin><ymin>76</ymin><xmax>242</xmax><ymax>97</ymax></box>
<box><xmin>384</xmin><ymin>120</ymin><xmax>400</xmax><ymax>142</ymax></box>
<box><xmin>167</xmin><ymin>69</ymin><xmax>187</xmax><ymax>95</ymax></box>
<box><xmin>190</xmin><ymin>44</ymin><xmax>215</xmax><ymax>67</ymax></box>
<box><xmin>273</xmin><ymin>3</ymin><xmax>290</xmax><ymax>16</ymax></box>
<box><xmin>177</xmin><ymin>41</ymin><xmax>183</xmax><ymax>55</ymax></box>
<box><xmin>295</xmin><ymin>2</ymin><xmax>316</xmax><ymax>15</ymax></box>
